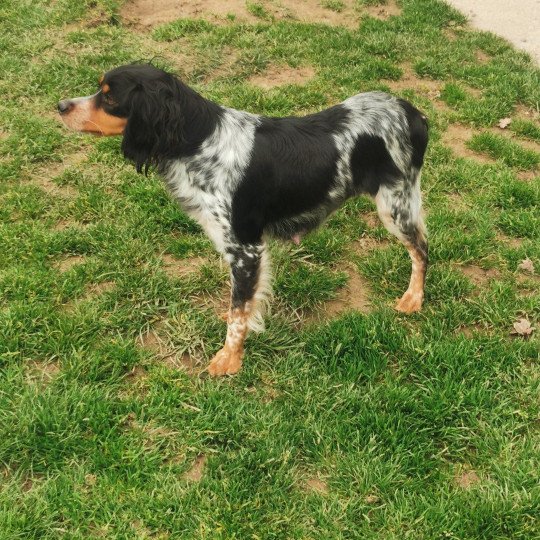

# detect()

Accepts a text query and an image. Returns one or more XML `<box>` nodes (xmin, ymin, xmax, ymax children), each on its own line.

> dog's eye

<box><xmin>102</xmin><ymin>93</ymin><xmax>115</xmax><ymax>106</ymax></box>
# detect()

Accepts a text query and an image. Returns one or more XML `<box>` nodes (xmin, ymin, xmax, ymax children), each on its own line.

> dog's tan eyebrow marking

<box><xmin>102</xmin><ymin>83</ymin><xmax>110</xmax><ymax>93</ymax></box>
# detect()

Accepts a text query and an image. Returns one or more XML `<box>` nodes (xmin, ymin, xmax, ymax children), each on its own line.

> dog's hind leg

<box><xmin>375</xmin><ymin>173</ymin><xmax>428</xmax><ymax>313</ymax></box>
<box><xmin>208</xmin><ymin>243</ymin><xmax>271</xmax><ymax>376</ymax></box>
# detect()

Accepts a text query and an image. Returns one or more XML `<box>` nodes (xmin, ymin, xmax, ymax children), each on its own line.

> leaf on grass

<box><xmin>511</xmin><ymin>318</ymin><xmax>534</xmax><ymax>337</ymax></box>
<box><xmin>498</xmin><ymin>117</ymin><xmax>512</xmax><ymax>129</ymax></box>
<box><xmin>517</xmin><ymin>258</ymin><xmax>535</xmax><ymax>274</ymax></box>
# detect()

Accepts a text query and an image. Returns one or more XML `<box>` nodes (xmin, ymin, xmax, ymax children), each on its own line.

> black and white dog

<box><xmin>58</xmin><ymin>63</ymin><xmax>429</xmax><ymax>376</ymax></box>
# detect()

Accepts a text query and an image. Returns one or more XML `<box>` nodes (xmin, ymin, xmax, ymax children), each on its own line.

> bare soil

<box><xmin>461</xmin><ymin>264</ymin><xmax>501</xmax><ymax>286</ymax></box>
<box><xmin>161</xmin><ymin>254</ymin><xmax>206</xmax><ymax>278</ymax></box>
<box><xmin>441</xmin><ymin>124</ymin><xmax>496</xmax><ymax>164</ymax></box>
<box><xmin>305</xmin><ymin>264</ymin><xmax>373</xmax><ymax>323</ymax></box>
<box><xmin>25</xmin><ymin>360</ymin><xmax>61</xmax><ymax>387</ymax></box>
<box><xmin>248</xmin><ymin>65</ymin><xmax>315</xmax><ymax>90</ymax></box>
<box><xmin>139</xmin><ymin>327</ymin><xmax>203</xmax><ymax>375</ymax></box>
<box><xmin>454</xmin><ymin>467</ymin><xmax>480</xmax><ymax>489</ymax></box>
<box><xmin>382</xmin><ymin>63</ymin><xmax>443</xmax><ymax>99</ymax></box>
<box><xmin>352</xmin><ymin>235</ymin><xmax>389</xmax><ymax>254</ymax></box>
<box><xmin>304</xmin><ymin>476</ymin><xmax>329</xmax><ymax>495</ymax></box>
<box><xmin>56</xmin><ymin>255</ymin><xmax>86</xmax><ymax>272</ymax></box>
<box><xmin>182</xmin><ymin>455</ymin><xmax>206</xmax><ymax>482</ymax></box>
<box><xmin>121</xmin><ymin>0</ymin><xmax>402</xmax><ymax>29</ymax></box>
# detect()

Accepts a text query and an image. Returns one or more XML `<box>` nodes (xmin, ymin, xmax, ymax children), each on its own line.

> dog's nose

<box><xmin>57</xmin><ymin>100</ymin><xmax>74</xmax><ymax>114</ymax></box>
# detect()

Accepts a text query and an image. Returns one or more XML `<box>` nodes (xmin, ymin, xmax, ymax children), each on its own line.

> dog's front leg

<box><xmin>208</xmin><ymin>243</ymin><xmax>265</xmax><ymax>377</ymax></box>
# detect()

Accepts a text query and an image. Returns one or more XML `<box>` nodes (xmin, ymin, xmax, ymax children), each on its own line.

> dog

<box><xmin>58</xmin><ymin>63</ymin><xmax>429</xmax><ymax>376</ymax></box>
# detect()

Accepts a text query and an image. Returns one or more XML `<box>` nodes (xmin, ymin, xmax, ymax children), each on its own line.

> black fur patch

<box><xmin>398</xmin><ymin>99</ymin><xmax>429</xmax><ymax>169</ymax></box>
<box><xmin>231</xmin><ymin>105</ymin><xmax>349</xmax><ymax>244</ymax></box>
<box><xmin>349</xmin><ymin>134</ymin><xmax>402</xmax><ymax>195</ymax></box>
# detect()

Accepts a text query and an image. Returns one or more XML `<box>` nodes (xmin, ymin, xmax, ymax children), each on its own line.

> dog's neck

<box><xmin>173</xmin><ymin>81</ymin><xmax>223</xmax><ymax>156</ymax></box>
<box><xmin>122</xmin><ymin>76</ymin><xmax>224</xmax><ymax>173</ymax></box>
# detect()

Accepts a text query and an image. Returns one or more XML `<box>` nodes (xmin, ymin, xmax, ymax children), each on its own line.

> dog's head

<box><xmin>58</xmin><ymin>63</ymin><xmax>188</xmax><ymax>172</ymax></box>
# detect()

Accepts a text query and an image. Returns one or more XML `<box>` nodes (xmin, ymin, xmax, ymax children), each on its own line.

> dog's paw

<box><xmin>208</xmin><ymin>347</ymin><xmax>243</xmax><ymax>376</ymax></box>
<box><xmin>395</xmin><ymin>290</ymin><xmax>423</xmax><ymax>313</ymax></box>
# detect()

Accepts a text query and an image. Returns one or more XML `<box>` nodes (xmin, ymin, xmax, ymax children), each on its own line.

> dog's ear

<box><xmin>121</xmin><ymin>77</ymin><xmax>185</xmax><ymax>174</ymax></box>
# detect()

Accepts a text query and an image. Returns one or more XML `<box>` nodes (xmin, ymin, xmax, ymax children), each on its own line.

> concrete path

<box><xmin>446</xmin><ymin>0</ymin><xmax>540</xmax><ymax>65</ymax></box>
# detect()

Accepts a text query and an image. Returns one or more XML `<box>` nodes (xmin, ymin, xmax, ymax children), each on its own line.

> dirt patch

<box><xmin>516</xmin><ymin>170</ymin><xmax>539</xmax><ymax>182</ymax></box>
<box><xmin>304</xmin><ymin>475</ymin><xmax>329</xmax><ymax>495</ymax></box>
<box><xmin>352</xmin><ymin>235</ymin><xmax>389</xmax><ymax>254</ymax></box>
<box><xmin>475</xmin><ymin>49</ymin><xmax>491</xmax><ymax>64</ymax></box>
<box><xmin>52</xmin><ymin>219</ymin><xmax>88</xmax><ymax>232</ymax></box>
<box><xmin>121</xmin><ymin>0</ymin><xmax>364</xmax><ymax>29</ymax></box>
<box><xmin>460</xmin><ymin>264</ymin><xmax>501</xmax><ymax>286</ymax></box>
<box><xmin>139</xmin><ymin>329</ymin><xmax>176</xmax><ymax>359</ymax></box>
<box><xmin>507</xmin><ymin>135</ymin><xmax>540</xmax><ymax>154</ymax></box>
<box><xmin>162</xmin><ymin>254</ymin><xmax>206</xmax><ymax>278</ymax></box>
<box><xmin>31</xmin><ymin>150</ymin><xmax>88</xmax><ymax>198</ymax></box>
<box><xmin>139</xmin><ymin>328</ymin><xmax>203</xmax><ymax>374</ymax></box>
<box><xmin>289</xmin><ymin>0</ymin><xmax>359</xmax><ymax>27</ymax></box>
<box><xmin>248</xmin><ymin>64</ymin><xmax>316</xmax><ymax>90</ymax></box>
<box><xmin>33</xmin><ymin>175</ymin><xmax>78</xmax><ymax>199</ymax></box>
<box><xmin>516</xmin><ymin>272</ymin><xmax>540</xmax><ymax>296</ymax></box>
<box><xmin>205</xmin><ymin>46</ymin><xmax>241</xmax><ymax>81</ymax></box>
<box><xmin>307</xmin><ymin>265</ymin><xmax>373</xmax><ymax>322</ymax></box>
<box><xmin>464</xmin><ymin>84</ymin><xmax>483</xmax><ymax>99</ymax></box>
<box><xmin>445</xmin><ymin>191</ymin><xmax>470</xmax><ymax>211</ymax></box>
<box><xmin>441</xmin><ymin>124</ymin><xmax>496</xmax><ymax>163</ymax></box>
<box><xmin>515</xmin><ymin>104</ymin><xmax>540</xmax><ymax>122</ymax></box>
<box><xmin>362</xmin><ymin>211</ymin><xmax>381</xmax><ymax>229</ymax></box>
<box><xmin>182</xmin><ymin>455</ymin><xmax>206</xmax><ymax>482</ymax></box>
<box><xmin>21</xmin><ymin>473</ymin><xmax>45</xmax><ymax>493</ymax></box>
<box><xmin>455</xmin><ymin>322</ymin><xmax>486</xmax><ymax>338</ymax></box>
<box><xmin>363</xmin><ymin>1</ymin><xmax>402</xmax><ymax>20</ymax></box>
<box><xmin>87</xmin><ymin>281</ymin><xmax>115</xmax><ymax>295</ymax></box>
<box><xmin>454</xmin><ymin>467</ymin><xmax>480</xmax><ymax>489</ymax></box>
<box><xmin>496</xmin><ymin>232</ymin><xmax>523</xmax><ymax>249</ymax></box>
<box><xmin>121</xmin><ymin>0</ymin><xmax>248</xmax><ymax>27</ymax></box>
<box><xmin>56</xmin><ymin>255</ymin><xmax>85</xmax><ymax>272</ymax></box>
<box><xmin>135</xmin><ymin>31</ymin><xmax>198</xmax><ymax>78</ymax></box>
<box><xmin>25</xmin><ymin>359</ymin><xmax>61</xmax><ymax>387</ymax></box>
<box><xmin>163</xmin><ymin>351</ymin><xmax>202</xmax><ymax>375</ymax></box>
<box><xmin>124</xmin><ymin>365</ymin><xmax>149</xmax><ymax>385</ymax></box>
<box><xmin>383</xmin><ymin>63</ymin><xmax>443</xmax><ymax>98</ymax></box>
<box><xmin>327</xmin><ymin>269</ymin><xmax>372</xmax><ymax>314</ymax></box>
<box><xmin>443</xmin><ymin>28</ymin><xmax>459</xmax><ymax>41</ymax></box>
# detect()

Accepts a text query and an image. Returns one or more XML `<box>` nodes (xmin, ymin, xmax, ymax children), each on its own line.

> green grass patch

<box><xmin>468</xmin><ymin>132</ymin><xmax>540</xmax><ymax>169</ymax></box>
<box><xmin>511</xmin><ymin>118</ymin><xmax>540</xmax><ymax>142</ymax></box>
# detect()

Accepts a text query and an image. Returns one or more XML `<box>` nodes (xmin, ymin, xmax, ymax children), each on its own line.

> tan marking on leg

<box><xmin>396</xmin><ymin>246</ymin><xmax>426</xmax><ymax>313</ymax></box>
<box><xmin>247</xmin><ymin>248</ymin><xmax>272</xmax><ymax>333</ymax></box>
<box><xmin>208</xmin><ymin>305</ymin><xmax>250</xmax><ymax>377</ymax></box>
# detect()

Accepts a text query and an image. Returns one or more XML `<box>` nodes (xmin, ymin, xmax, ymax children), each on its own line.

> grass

<box><xmin>0</xmin><ymin>0</ymin><xmax>539</xmax><ymax>538</ymax></box>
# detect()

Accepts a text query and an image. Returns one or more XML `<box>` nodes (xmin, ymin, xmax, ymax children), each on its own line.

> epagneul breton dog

<box><xmin>58</xmin><ymin>64</ymin><xmax>429</xmax><ymax>376</ymax></box>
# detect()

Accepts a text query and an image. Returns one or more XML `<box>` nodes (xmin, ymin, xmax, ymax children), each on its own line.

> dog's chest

<box><xmin>162</xmin><ymin>108</ymin><xmax>259</xmax><ymax>252</ymax></box>
<box><xmin>163</xmin><ymin>160</ymin><xmax>231</xmax><ymax>251</ymax></box>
